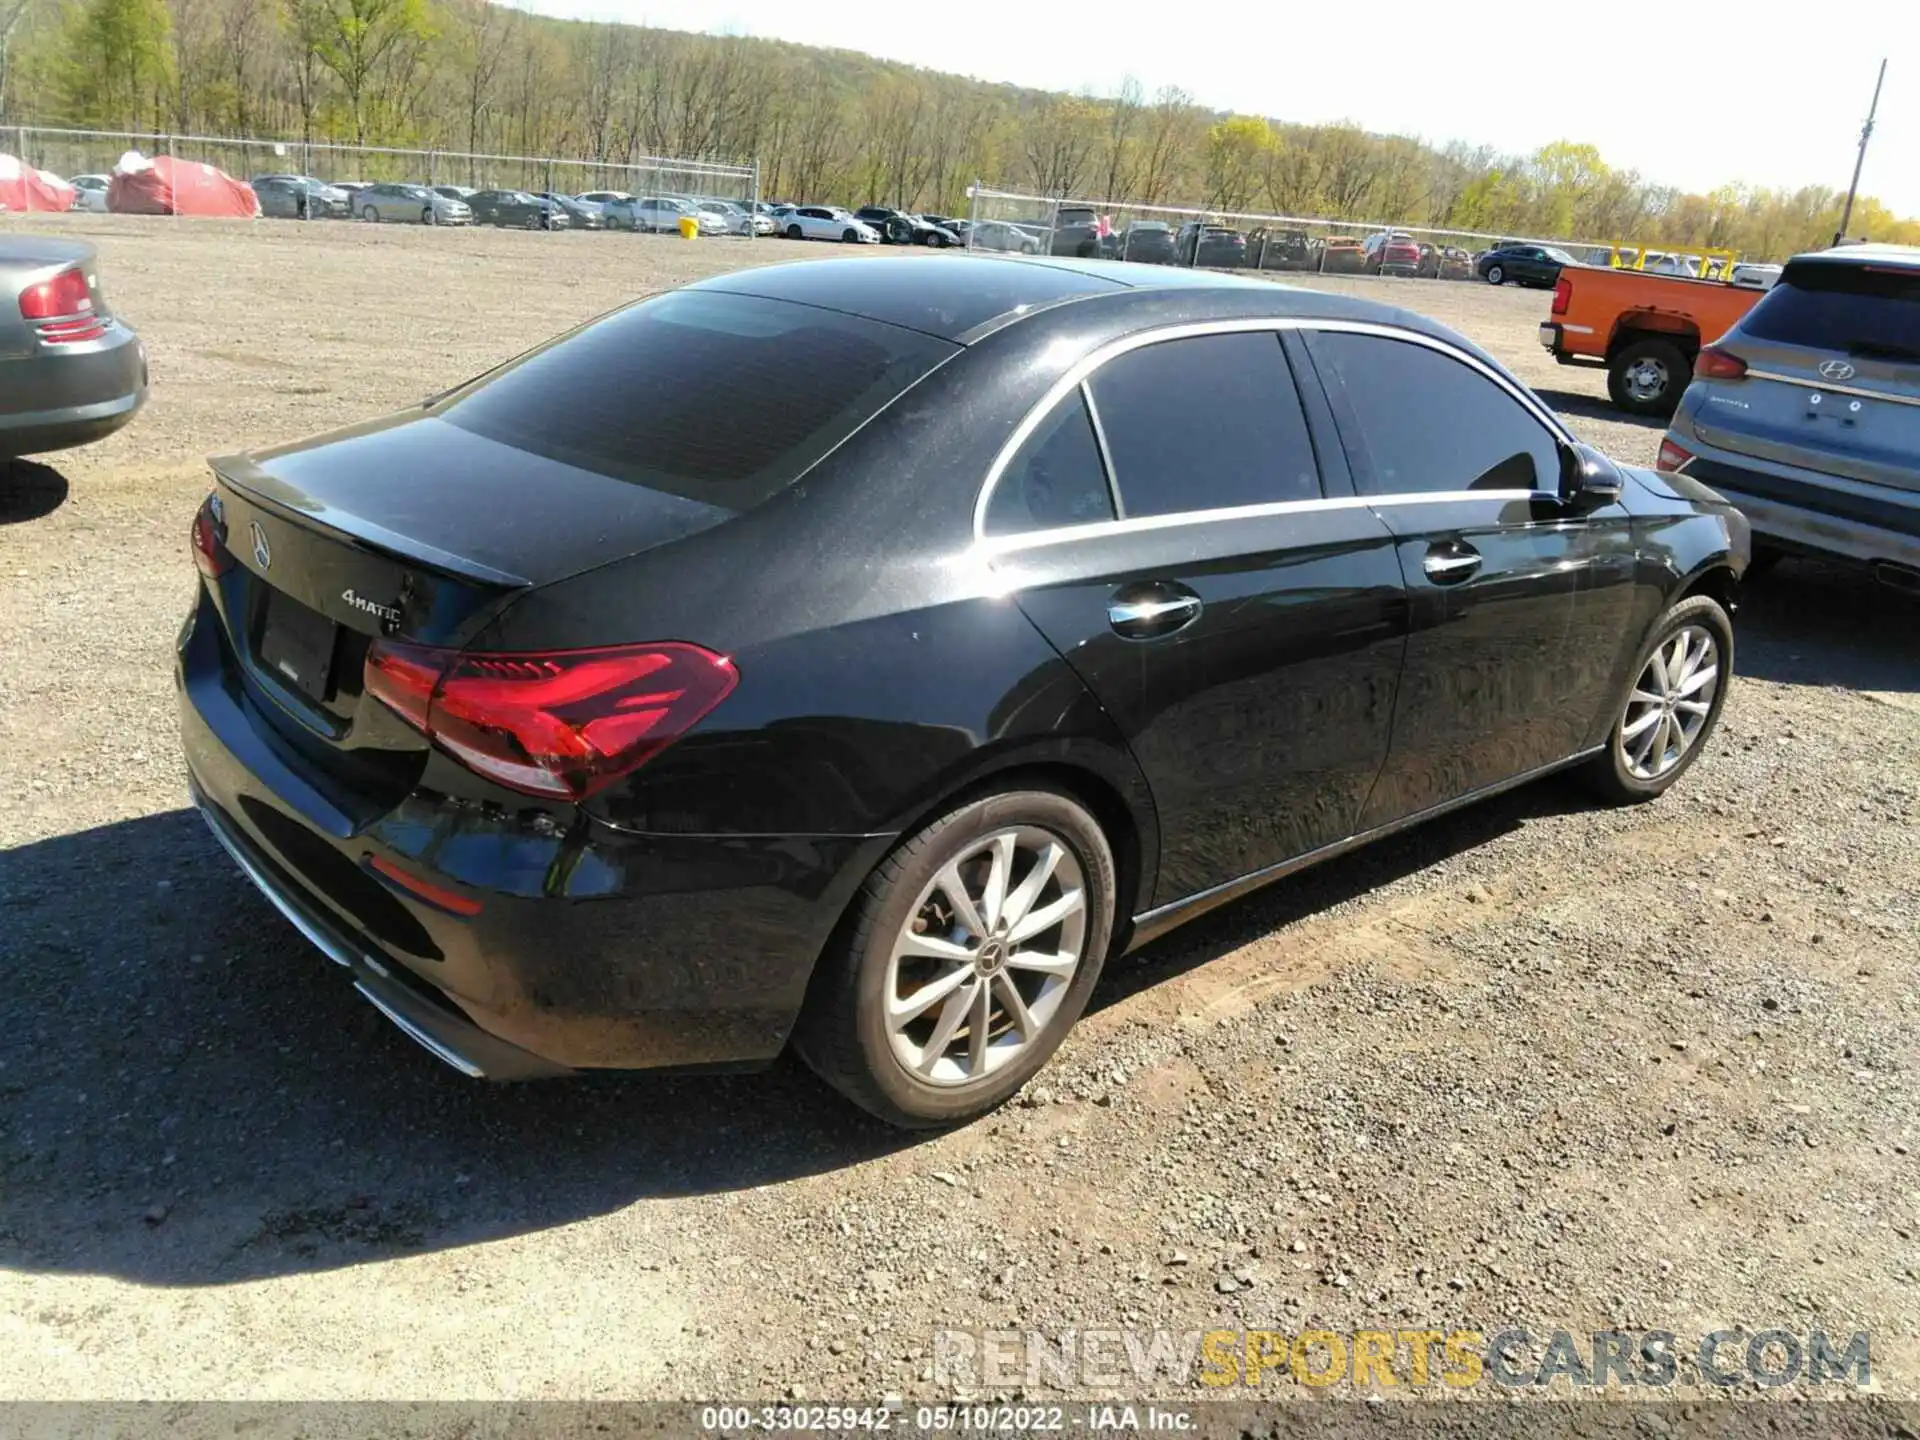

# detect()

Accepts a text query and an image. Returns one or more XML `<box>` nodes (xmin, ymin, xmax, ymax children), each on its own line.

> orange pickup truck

<box><xmin>1538</xmin><ymin>265</ymin><xmax>1763</xmax><ymax>416</ymax></box>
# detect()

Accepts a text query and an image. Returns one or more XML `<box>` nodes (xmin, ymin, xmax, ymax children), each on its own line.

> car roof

<box><xmin>689</xmin><ymin>254</ymin><xmax>1440</xmax><ymax>345</ymax></box>
<box><xmin>1791</xmin><ymin>242</ymin><xmax>1920</xmax><ymax>272</ymax></box>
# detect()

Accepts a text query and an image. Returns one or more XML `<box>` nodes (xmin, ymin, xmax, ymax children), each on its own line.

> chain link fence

<box><xmin>963</xmin><ymin>184</ymin><xmax>1632</xmax><ymax>279</ymax></box>
<box><xmin>2</xmin><ymin>127</ymin><xmax>760</xmax><ymax>236</ymax></box>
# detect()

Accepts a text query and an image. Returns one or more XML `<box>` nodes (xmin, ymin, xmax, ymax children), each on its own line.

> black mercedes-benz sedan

<box><xmin>178</xmin><ymin>256</ymin><xmax>1749</xmax><ymax>1127</ymax></box>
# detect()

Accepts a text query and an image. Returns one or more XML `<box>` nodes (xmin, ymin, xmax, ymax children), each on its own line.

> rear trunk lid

<box><xmin>1694</xmin><ymin>256</ymin><xmax>1920</xmax><ymax>495</ymax></box>
<box><xmin>208</xmin><ymin>414</ymin><xmax>733</xmax><ymax>744</ymax></box>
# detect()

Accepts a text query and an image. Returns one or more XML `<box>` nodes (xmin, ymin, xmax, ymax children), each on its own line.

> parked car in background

<box><xmin>175</xmin><ymin>255</ymin><xmax>1748</xmax><ymax>1126</ymax></box>
<box><xmin>777</xmin><ymin>206</ymin><xmax>881</xmax><ymax>244</ymax></box>
<box><xmin>1730</xmin><ymin>263</ymin><xmax>1783</xmax><ymax>290</ymax></box>
<box><xmin>852</xmin><ymin>206</ymin><xmax>956</xmax><ymax>246</ymax></box>
<box><xmin>531</xmin><ymin>193</ymin><xmax>602</xmax><ymax>229</ymax></box>
<box><xmin>958</xmin><ymin>219</ymin><xmax>1040</xmax><ymax>254</ymax></box>
<box><xmin>1175</xmin><ymin>223</ymin><xmax>1246</xmax><ymax>268</ymax></box>
<box><xmin>68</xmin><ymin>174</ymin><xmax>111</xmax><ymax>213</ymax></box>
<box><xmin>252</xmin><ymin>175</ymin><xmax>349</xmax><ymax>220</ymax></box>
<box><xmin>1540</xmin><ymin>260</ymin><xmax>1763</xmax><ymax>415</ymax></box>
<box><xmin>466</xmin><ymin>189</ymin><xmax>563</xmax><ymax>229</ymax></box>
<box><xmin>1118</xmin><ymin>222</ymin><xmax>1177</xmax><ymax>264</ymax></box>
<box><xmin>1439</xmin><ymin>246</ymin><xmax>1476</xmax><ymax>281</ymax></box>
<box><xmin>1319</xmin><ymin>236</ymin><xmax>1366</xmax><ymax>273</ymax></box>
<box><xmin>1248</xmin><ymin>227</ymin><xmax>1312</xmax><ymax>271</ymax></box>
<box><xmin>1</xmin><ymin>237</ymin><xmax>147</xmax><ymax>459</ymax></box>
<box><xmin>431</xmin><ymin>185</ymin><xmax>478</xmax><ymax>203</ymax></box>
<box><xmin>1363</xmin><ymin>230</ymin><xmax>1423</xmax><ymax>277</ymax></box>
<box><xmin>576</xmin><ymin>190</ymin><xmax>633</xmax><ymax>210</ymax></box>
<box><xmin>1049</xmin><ymin>206</ymin><xmax>1115</xmax><ymax>258</ymax></box>
<box><xmin>1415</xmin><ymin>242</ymin><xmax>1443</xmax><ymax>279</ymax></box>
<box><xmin>355</xmin><ymin>183</ymin><xmax>471</xmax><ymax>226</ymax></box>
<box><xmin>919</xmin><ymin>214</ymin><xmax>963</xmax><ymax>233</ymax></box>
<box><xmin>697</xmin><ymin>199</ymin><xmax>772</xmax><ymax>235</ymax></box>
<box><xmin>1478</xmin><ymin>244</ymin><xmax>1575</xmax><ymax>287</ymax></box>
<box><xmin>1661</xmin><ymin>243</ymin><xmax>1920</xmax><ymax>585</ymax></box>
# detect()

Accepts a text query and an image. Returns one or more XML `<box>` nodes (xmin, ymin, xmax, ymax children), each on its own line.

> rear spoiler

<box><xmin>209</xmin><ymin>452</ymin><xmax>532</xmax><ymax>589</ymax></box>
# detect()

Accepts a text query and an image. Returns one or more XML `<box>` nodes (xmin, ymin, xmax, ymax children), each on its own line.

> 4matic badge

<box><xmin>341</xmin><ymin>588</ymin><xmax>402</xmax><ymax>624</ymax></box>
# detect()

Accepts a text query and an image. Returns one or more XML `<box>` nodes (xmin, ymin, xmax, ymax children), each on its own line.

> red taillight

<box><xmin>366</xmin><ymin>854</ymin><xmax>483</xmax><ymax>917</ymax></box>
<box><xmin>1695</xmin><ymin>345</ymin><xmax>1748</xmax><ymax>380</ymax></box>
<box><xmin>364</xmin><ymin>639</ymin><xmax>738</xmax><ymax>800</ymax></box>
<box><xmin>1552</xmin><ymin>276</ymin><xmax>1572</xmax><ymax>315</ymax></box>
<box><xmin>1657</xmin><ymin>438</ymin><xmax>1695</xmax><ymax>472</ymax></box>
<box><xmin>191</xmin><ymin>494</ymin><xmax>231</xmax><ymax>578</ymax></box>
<box><xmin>19</xmin><ymin>266</ymin><xmax>105</xmax><ymax>344</ymax></box>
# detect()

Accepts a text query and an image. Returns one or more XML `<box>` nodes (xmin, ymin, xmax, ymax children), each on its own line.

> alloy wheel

<box><xmin>884</xmin><ymin>826</ymin><xmax>1087</xmax><ymax>1086</ymax></box>
<box><xmin>1621</xmin><ymin>624</ymin><xmax>1720</xmax><ymax>780</ymax></box>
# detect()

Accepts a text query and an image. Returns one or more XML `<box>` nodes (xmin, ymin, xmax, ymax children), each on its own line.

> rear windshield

<box><xmin>1743</xmin><ymin>262</ymin><xmax>1920</xmax><ymax>358</ymax></box>
<box><xmin>436</xmin><ymin>290</ymin><xmax>955</xmax><ymax>506</ymax></box>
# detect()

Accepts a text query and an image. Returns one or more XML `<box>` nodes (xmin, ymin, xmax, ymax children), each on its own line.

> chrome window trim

<box><xmin>974</xmin><ymin>488</ymin><xmax>1543</xmax><ymax>557</ymax></box>
<box><xmin>1078</xmin><ymin>380</ymin><xmax>1125</xmax><ymax>521</ymax></box>
<box><xmin>972</xmin><ymin>316</ymin><xmax>1572</xmax><ymax>544</ymax></box>
<box><xmin>1745</xmin><ymin>369</ymin><xmax>1920</xmax><ymax>410</ymax></box>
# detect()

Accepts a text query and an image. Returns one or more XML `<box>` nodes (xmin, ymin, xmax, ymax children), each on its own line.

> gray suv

<box><xmin>1662</xmin><ymin>244</ymin><xmax>1920</xmax><ymax>587</ymax></box>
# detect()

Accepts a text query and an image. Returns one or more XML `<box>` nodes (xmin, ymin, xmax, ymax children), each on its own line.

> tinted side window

<box><xmin>1305</xmin><ymin>332</ymin><xmax>1560</xmax><ymax>496</ymax></box>
<box><xmin>983</xmin><ymin>389</ymin><xmax>1115</xmax><ymax>536</ymax></box>
<box><xmin>1087</xmin><ymin>332</ymin><xmax>1322</xmax><ymax>517</ymax></box>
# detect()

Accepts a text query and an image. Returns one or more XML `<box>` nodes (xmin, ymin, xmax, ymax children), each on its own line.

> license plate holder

<box><xmin>258</xmin><ymin>592</ymin><xmax>338</xmax><ymax>703</ymax></box>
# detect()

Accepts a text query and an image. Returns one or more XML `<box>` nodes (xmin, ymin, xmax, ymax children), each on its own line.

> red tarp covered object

<box><xmin>0</xmin><ymin>155</ymin><xmax>77</xmax><ymax>213</ymax></box>
<box><xmin>108</xmin><ymin>155</ymin><xmax>259</xmax><ymax>218</ymax></box>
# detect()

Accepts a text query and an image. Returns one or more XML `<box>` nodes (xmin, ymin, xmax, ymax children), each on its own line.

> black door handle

<box><xmin>1109</xmin><ymin>582</ymin><xmax>1202</xmax><ymax>639</ymax></box>
<box><xmin>1422</xmin><ymin>542</ymin><xmax>1482</xmax><ymax>585</ymax></box>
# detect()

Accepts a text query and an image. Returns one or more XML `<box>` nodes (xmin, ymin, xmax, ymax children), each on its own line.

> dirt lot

<box><xmin>1</xmin><ymin>217</ymin><xmax>1916</xmax><ymax>1406</ymax></box>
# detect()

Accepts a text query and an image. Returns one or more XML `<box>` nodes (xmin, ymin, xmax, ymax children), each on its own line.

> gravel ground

<box><xmin>1</xmin><ymin>216</ymin><xmax>1915</xmax><ymax>1407</ymax></box>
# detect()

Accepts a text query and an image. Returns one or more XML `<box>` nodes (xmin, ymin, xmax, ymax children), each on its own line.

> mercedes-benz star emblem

<box><xmin>1819</xmin><ymin>359</ymin><xmax>1856</xmax><ymax>382</ymax></box>
<box><xmin>249</xmin><ymin>520</ymin><xmax>272</xmax><ymax>570</ymax></box>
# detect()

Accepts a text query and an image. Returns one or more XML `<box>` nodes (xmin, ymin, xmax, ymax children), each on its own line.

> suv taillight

<box><xmin>364</xmin><ymin>640</ymin><xmax>738</xmax><ymax>800</ymax></box>
<box><xmin>1695</xmin><ymin>346</ymin><xmax>1748</xmax><ymax>380</ymax></box>
<box><xmin>19</xmin><ymin>266</ymin><xmax>106</xmax><ymax>343</ymax></box>
<box><xmin>191</xmin><ymin>494</ymin><xmax>231</xmax><ymax>578</ymax></box>
<box><xmin>1551</xmin><ymin>276</ymin><xmax>1572</xmax><ymax>315</ymax></box>
<box><xmin>1657</xmin><ymin>438</ymin><xmax>1695</xmax><ymax>472</ymax></box>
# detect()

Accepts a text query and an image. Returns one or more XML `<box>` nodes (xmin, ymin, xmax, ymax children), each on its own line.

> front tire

<box><xmin>843</xmin><ymin>227</ymin><xmax>860</xmax><ymax>243</ymax></box>
<box><xmin>794</xmin><ymin>788</ymin><xmax>1116</xmax><ymax>1129</ymax></box>
<box><xmin>787</xmin><ymin>223</ymin><xmax>803</xmax><ymax>240</ymax></box>
<box><xmin>361</xmin><ymin>205</ymin><xmax>379</xmax><ymax>223</ymax></box>
<box><xmin>1581</xmin><ymin>594</ymin><xmax>1732</xmax><ymax>804</ymax></box>
<box><xmin>1608</xmin><ymin>337</ymin><xmax>1691</xmax><ymax>416</ymax></box>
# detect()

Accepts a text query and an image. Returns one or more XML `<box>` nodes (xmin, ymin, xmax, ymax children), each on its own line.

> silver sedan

<box><xmin>354</xmin><ymin>183</ymin><xmax>472</xmax><ymax>225</ymax></box>
<box><xmin>1</xmin><ymin>238</ymin><xmax>147</xmax><ymax>460</ymax></box>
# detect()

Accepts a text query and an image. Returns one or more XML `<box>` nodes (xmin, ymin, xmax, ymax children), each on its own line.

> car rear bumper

<box><xmin>176</xmin><ymin>585</ymin><xmax>888</xmax><ymax>1077</ymax></box>
<box><xmin>0</xmin><ymin>322</ymin><xmax>148</xmax><ymax>457</ymax></box>
<box><xmin>1666</xmin><ymin>440</ymin><xmax>1920</xmax><ymax>569</ymax></box>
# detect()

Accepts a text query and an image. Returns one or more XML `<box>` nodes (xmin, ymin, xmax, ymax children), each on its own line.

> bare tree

<box><xmin>1137</xmin><ymin>85</ymin><xmax>1198</xmax><ymax>205</ymax></box>
<box><xmin>1098</xmin><ymin>76</ymin><xmax>1142</xmax><ymax>201</ymax></box>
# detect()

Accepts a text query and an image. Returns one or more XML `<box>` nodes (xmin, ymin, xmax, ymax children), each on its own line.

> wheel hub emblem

<box><xmin>975</xmin><ymin>939</ymin><xmax>1007</xmax><ymax>975</ymax></box>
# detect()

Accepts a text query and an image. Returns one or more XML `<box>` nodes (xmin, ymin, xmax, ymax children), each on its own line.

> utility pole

<box><xmin>1835</xmin><ymin>58</ymin><xmax>1887</xmax><ymax>247</ymax></box>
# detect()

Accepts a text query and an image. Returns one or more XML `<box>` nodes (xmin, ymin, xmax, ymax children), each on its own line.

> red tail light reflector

<box><xmin>366</xmin><ymin>854</ymin><xmax>484</xmax><ymax>916</ymax></box>
<box><xmin>1551</xmin><ymin>276</ymin><xmax>1572</xmax><ymax>315</ymax></box>
<box><xmin>191</xmin><ymin>494</ymin><xmax>231</xmax><ymax>578</ymax></box>
<box><xmin>1694</xmin><ymin>345</ymin><xmax>1748</xmax><ymax>380</ymax></box>
<box><xmin>364</xmin><ymin>640</ymin><xmax>737</xmax><ymax>800</ymax></box>
<box><xmin>19</xmin><ymin>266</ymin><xmax>105</xmax><ymax>343</ymax></box>
<box><xmin>1657</xmin><ymin>438</ymin><xmax>1695</xmax><ymax>472</ymax></box>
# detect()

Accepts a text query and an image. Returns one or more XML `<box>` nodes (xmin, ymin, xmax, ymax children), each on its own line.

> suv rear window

<box><xmin>438</xmin><ymin>290</ymin><xmax>954</xmax><ymax>506</ymax></box>
<box><xmin>1743</xmin><ymin>261</ymin><xmax>1920</xmax><ymax>359</ymax></box>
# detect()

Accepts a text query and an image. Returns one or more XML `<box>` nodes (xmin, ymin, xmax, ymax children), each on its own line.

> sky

<box><xmin>516</xmin><ymin>0</ymin><xmax>1920</xmax><ymax>215</ymax></box>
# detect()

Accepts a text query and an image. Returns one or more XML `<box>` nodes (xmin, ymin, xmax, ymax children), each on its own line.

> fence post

<box><xmin>426</xmin><ymin>149</ymin><xmax>436</xmax><ymax>186</ymax></box>
<box><xmin>1047</xmin><ymin>195</ymin><xmax>1061</xmax><ymax>260</ymax></box>
<box><xmin>965</xmin><ymin>182</ymin><xmax>980</xmax><ymax>252</ymax></box>
<box><xmin>748</xmin><ymin>161</ymin><xmax>760</xmax><ymax>242</ymax></box>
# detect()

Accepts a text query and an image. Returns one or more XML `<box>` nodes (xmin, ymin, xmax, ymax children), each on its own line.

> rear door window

<box><xmin>983</xmin><ymin>390</ymin><xmax>1115</xmax><ymax>536</ymax></box>
<box><xmin>438</xmin><ymin>290</ymin><xmax>956</xmax><ymax>508</ymax></box>
<box><xmin>1742</xmin><ymin>262</ymin><xmax>1920</xmax><ymax>360</ymax></box>
<box><xmin>1086</xmin><ymin>332</ymin><xmax>1323</xmax><ymax>517</ymax></box>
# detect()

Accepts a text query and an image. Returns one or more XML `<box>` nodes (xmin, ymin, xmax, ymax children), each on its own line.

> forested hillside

<box><xmin>4</xmin><ymin>0</ymin><xmax>1913</xmax><ymax>256</ymax></box>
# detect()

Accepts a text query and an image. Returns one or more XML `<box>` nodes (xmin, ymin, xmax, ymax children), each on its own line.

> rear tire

<box><xmin>1608</xmin><ymin>337</ymin><xmax>1691</xmax><ymax>416</ymax></box>
<box><xmin>793</xmin><ymin>788</ymin><xmax>1116</xmax><ymax>1129</ymax></box>
<box><xmin>361</xmin><ymin>205</ymin><xmax>378</xmax><ymax>223</ymax></box>
<box><xmin>1580</xmin><ymin>594</ymin><xmax>1732</xmax><ymax>804</ymax></box>
<box><xmin>1486</xmin><ymin>263</ymin><xmax>1505</xmax><ymax>285</ymax></box>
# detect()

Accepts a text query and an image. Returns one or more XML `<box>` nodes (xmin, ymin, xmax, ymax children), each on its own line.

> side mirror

<box><xmin>1560</xmin><ymin>441</ymin><xmax>1625</xmax><ymax>505</ymax></box>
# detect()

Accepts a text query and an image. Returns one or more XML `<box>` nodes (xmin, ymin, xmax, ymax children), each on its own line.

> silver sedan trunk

<box><xmin>1</xmin><ymin>238</ymin><xmax>148</xmax><ymax>459</ymax></box>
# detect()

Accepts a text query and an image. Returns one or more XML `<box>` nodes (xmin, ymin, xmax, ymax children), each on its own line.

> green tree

<box><xmin>312</xmin><ymin>0</ymin><xmax>429</xmax><ymax>145</ymax></box>
<box><xmin>1203</xmin><ymin>114</ymin><xmax>1272</xmax><ymax>213</ymax></box>
<box><xmin>58</xmin><ymin>0</ymin><xmax>171</xmax><ymax>129</ymax></box>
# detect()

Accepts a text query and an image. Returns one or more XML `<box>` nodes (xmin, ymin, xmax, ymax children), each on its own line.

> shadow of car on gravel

<box><xmin>0</xmin><ymin>458</ymin><xmax>71</xmax><ymax>523</ymax></box>
<box><xmin>1734</xmin><ymin>557</ymin><xmax>1919</xmax><ymax>695</ymax></box>
<box><xmin>1529</xmin><ymin>387</ymin><xmax>1667</xmax><ymax>430</ymax></box>
<box><xmin>1</xmin><ymin>782</ymin><xmax>1605</xmax><ymax>1288</ymax></box>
